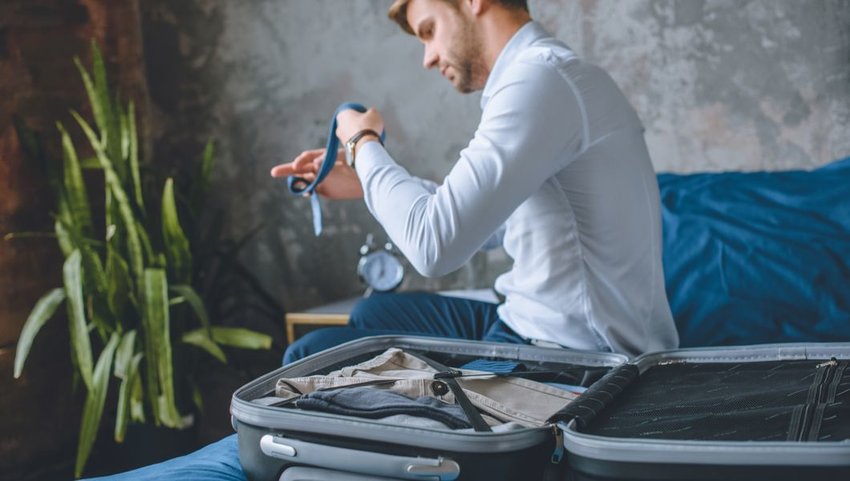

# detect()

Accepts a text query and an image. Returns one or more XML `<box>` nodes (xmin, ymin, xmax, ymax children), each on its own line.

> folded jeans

<box><xmin>295</xmin><ymin>386</ymin><xmax>473</xmax><ymax>429</ymax></box>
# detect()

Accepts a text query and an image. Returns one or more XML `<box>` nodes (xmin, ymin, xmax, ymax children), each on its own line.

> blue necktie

<box><xmin>288</xmin><ymin>102</ymin><xmax>385</xmax><ymax>236</ymax></box>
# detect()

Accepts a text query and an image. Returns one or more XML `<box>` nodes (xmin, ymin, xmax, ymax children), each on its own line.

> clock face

<box><xmin>357</xmin><ymin>250</ymin><xmax>404</xmax><ymax>292</ymax></box>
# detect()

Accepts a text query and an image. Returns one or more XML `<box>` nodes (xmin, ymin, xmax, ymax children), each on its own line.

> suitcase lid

<box><xmin>560</xmin><ymin>342</ymin><xmax>850</xmax><ymax>467</ymax></box>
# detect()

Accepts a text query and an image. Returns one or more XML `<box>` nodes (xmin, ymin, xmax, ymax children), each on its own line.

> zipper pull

<box><xmin>816</xmin><ymin>358</ymin><xmax>838</xmax><ymax>369</ymax></box>
<box><xmin>550</xmin><ymin>425</ymin><xmax>565</xmax><ymax>464</ymax></box>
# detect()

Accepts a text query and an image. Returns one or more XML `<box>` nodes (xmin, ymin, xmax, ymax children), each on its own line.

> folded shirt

<box><xmin>294</xmin><ymin>386</ymin><xmax>473</xmax><ymax>429</ymax></box>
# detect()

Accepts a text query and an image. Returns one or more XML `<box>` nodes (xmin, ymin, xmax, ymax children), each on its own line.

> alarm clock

<box><xmin>357</xmin><ymin>234</ymin><xmax>404</xmax><ymax>295</ymax></box>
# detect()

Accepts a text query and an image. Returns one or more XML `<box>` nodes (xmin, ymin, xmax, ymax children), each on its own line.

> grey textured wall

<box><xmin>140</xmin><ymin>0</ymin><xmax>850</xmax><ymax>312</ymax></box>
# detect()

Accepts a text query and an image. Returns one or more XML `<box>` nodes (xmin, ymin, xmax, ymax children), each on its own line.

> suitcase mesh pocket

<box><xmin>583</xmin><ymin>359</ymin><xmax>850</xmax><ymax>441</ymax></box>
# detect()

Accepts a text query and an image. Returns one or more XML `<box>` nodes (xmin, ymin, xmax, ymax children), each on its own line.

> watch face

<box><xmin>357</xmin><ymin>250</ymin><xmax>404</xmax><ymax>292</ymax></box>
<box><xmin>344</xmin><ymin>142</ymin><xmax>355</xmax><ymax>167</ymax></box>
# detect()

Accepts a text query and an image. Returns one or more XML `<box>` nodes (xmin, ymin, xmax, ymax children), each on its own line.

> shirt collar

<box><xmin>480</xmin><ymin>20</ymin><xmax>550</xmax><ymax>110</ymax></box>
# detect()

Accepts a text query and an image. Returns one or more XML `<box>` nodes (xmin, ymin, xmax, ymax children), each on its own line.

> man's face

<box><xmin>406</xmin><ymin>0</ymin><xmax>487</xmax><ymax>93</ymax></box>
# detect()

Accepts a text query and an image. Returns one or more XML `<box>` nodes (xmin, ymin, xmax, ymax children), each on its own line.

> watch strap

<box><xmin>345</xmin><ymin>129</ymin><xmax>383</xmax><ymax>167</ymax></box>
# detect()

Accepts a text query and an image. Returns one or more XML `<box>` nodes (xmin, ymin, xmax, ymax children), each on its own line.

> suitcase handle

<box><xmin>260</xmin><ymin>434</ymin><xmax>461</xmax><ymax>481</ymax></box>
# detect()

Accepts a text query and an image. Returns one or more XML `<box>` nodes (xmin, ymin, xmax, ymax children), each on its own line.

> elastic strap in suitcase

<box><xmin>407</xmin><ymin>350</ymin><xmax>493</xmax><ymax>432</ymax></box>
<box><xmin>546</xmin><ymin>363</ymin><xmax>639</xmax><ymax>428</ymax></box>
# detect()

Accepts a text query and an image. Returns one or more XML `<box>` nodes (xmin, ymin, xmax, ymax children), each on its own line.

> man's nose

<box><xmin>422</xmin><ymin>45</ymin><xmax>438</xmax><ymax>70</ymax></box>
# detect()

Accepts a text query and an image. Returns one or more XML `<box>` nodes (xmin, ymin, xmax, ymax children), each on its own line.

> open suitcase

<box><xmin>562</xmin><ymin>343</ymin><xmax>850</xmax><ymax>481</ymax></box>
<box><xmin>230</xmin><ymin>337</ymin><xmax>850</xmax><ymax>481</ymax></box>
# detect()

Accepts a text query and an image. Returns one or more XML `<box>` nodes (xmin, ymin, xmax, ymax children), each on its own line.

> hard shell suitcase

<box><xmin>230</xmin><ymin>335</ymin><xmax>627</xmax><ymax>481</ymax></box>
<box><xmin>559</xmin><ymin>343</ymin><xmax>850</xmax><ymax>481</ymax></box>
<box><xmin>232</xmin><ymin>338</ymin><xmax>850</xmax><ymax>481</ymax></box>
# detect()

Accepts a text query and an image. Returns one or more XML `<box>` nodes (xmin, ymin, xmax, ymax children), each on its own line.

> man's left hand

<box><xmin>336</xmin><ymin>107</ymin><xmax>385</xmax><ymax>144</ymax></box>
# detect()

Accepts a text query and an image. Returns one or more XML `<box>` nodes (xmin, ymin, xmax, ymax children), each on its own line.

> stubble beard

<box><xmin>450</xmin><ymin>23</ymin><xmax>485</xmax><ymax>94</ymax></box>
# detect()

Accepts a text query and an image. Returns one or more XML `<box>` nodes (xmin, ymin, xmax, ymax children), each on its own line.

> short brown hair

<box><xmin>388</xmin><ymin>0</ymin><xmax>529</xmax><ymax>36</ymax></box>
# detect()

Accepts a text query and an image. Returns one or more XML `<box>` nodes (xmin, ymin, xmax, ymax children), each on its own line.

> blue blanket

<box><xmin>659</xmin><ymin>157</ymin><xmax>850</xmax><ymax>347</ymax></box>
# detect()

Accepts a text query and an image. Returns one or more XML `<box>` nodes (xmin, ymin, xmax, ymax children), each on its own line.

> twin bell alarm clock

<box><xmin>357</xmin><ymin>233</ymin><xmax>404</xmax><ymax>296</ymax></box>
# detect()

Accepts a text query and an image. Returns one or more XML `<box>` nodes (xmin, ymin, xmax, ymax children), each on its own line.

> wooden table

<box><xmin>285</xmin><ymin>296</ymin><xmax>360</xmax><ymax>345</ymax></box>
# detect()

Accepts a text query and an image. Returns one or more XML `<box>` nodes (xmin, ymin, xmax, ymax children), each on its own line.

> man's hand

<box><xmin>270</xmin><ymin>148</ymin><xmax>364</xmax><ymax>200</ymax></box>
<box><xmin>336</xmin><ymin>108</ymin><xmax>384</xmax><ymax>144</ymax></box>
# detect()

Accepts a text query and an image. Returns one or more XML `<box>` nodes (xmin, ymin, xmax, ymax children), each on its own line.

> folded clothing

<box><xmin>276</xmin><ymin>348</ymin><xmax>580</xmax><ymax>427</ymax></box>
<box><xmin>295</xmin><ymin>386</ymin><xmax>473</xmax><ymax>430</ymax></box>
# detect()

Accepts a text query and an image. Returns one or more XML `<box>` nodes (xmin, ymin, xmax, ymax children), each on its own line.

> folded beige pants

<box><xmin>275</xmin><ymin>347</ymin><xmax>578</xmax><ymax>427</ymax></box>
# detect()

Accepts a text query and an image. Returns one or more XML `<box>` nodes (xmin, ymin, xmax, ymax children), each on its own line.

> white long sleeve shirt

<box><xmin>354</xmin><ymin>22</ymin><xmax>678</xmax><ymax>357</ymax></box>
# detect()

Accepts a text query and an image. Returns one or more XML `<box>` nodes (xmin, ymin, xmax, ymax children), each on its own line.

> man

<box><xmin>274</xmin><ymin>0</ymin><xmax>678</xmax><ymax>362</ymax></box>
<box><xmin>88</xmin><ymin>1</ymin><xmax>676</xmax><ymax>479</ymax></box>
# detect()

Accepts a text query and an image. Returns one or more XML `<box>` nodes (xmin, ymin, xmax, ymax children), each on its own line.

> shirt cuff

<box><xmin>354</xmin><ymin>140</ymin><xmax>395</xmax><ymax>179</ymax></box>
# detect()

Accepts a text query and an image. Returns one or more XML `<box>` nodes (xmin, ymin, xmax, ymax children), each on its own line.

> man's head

<box><xmin>388</xmin><ymin>0</ymin><xmax>529</xmax><ymax>35</ymax></box>
<box><xmin>388</xmin><ymin>0</ymin><xmax>530</xmax><ymax>93</ymax></box>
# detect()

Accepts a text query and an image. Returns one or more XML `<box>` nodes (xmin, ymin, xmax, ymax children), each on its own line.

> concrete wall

<box><xmin>139</xmin><ymin>0</ymin><xmax>850</xmax><ymax>312</ymax></box>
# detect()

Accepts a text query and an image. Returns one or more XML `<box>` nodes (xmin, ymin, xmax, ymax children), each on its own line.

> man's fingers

<box><xmin>294</xmin><ymin>149</ymin><xmax>328</xmax><ymax>169</ymax></box>
<box><xmin>271</xmin><ymin>148</ymin><xmax>344</xmax><ymax>178</ymax></box>
<box><xmin>270</xmin><ymin>163</ymin><xmax>295</xmax><ymax>177</ymax></box>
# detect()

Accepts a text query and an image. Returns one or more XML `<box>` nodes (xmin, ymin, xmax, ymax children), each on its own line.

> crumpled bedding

<box><xmin>659</xmin><ymin>157</ymin><xmax>850</xmax><ymax>347</ymax></box>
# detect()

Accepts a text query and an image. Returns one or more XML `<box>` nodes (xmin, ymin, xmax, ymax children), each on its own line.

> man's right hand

<box><xmin>270</xmin><ymin>148</ymin><xmax>365</xmax><ymax>200</ymax></box>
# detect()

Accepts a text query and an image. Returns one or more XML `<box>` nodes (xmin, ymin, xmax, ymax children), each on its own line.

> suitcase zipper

<box><xmin>788</xmin><ymin>358</ymin><xmax>843</xmax><ymax>442</ymax></box>
<box><xmin>807</xmin><ymin>358</ymin><xmax>845</xmax><ymax>441</ymax></box>
<box><xmin>550</xmin><ymin>424</ymin><xmax>565</xmax><ymax>464</ymax></box>
<box><xmin>815</xmin><ymin>358</ymin><xmax>838</xmax><ymax>369</ymax></box>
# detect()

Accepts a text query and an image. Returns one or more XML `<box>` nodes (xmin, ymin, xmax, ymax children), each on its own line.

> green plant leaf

<box><xmin>79</xmin><ymin>156</ymin><xmax>101</xmax><ymax>170</ymax></box>
<box><xmin>113</xmin><ymin>330</ymin><xmax>137</xmax><ymax>380</ymax></box>
<box><xmin>181</xmin><ymin>328</ymin><xmax>227</xmax><ymax>363</ymax></box>
<box><xmin>136</xmin><ymin>220</ymin><xmax>154</xmax><ymax>263</ymax></box>
<box><xmin>169</xmin><ymin>284</ymin><xmax>210</xmax><ymax>330</ymax></box>
<box><xmin>118</xmin><ymin>102</ymin><xmax>129</xmax><ymax>161</ymax></box>
<box><xmin>115</xmin><ymin>351</ymin><xmax>143</xmax><ymax>443</ymax></box>
<box><xmin>162</xmin><ymin>178</ymin><xmax>192</xmax><ymax>284</ymax></box>
<box><xmin>53</xmin><ymin>194</ymin><xmax>108</xmax><ymax>306</ymax></box>
<box><xmin>105</xmin><ymin>247</ymin><xmax>132</xmax><ymax>320</ymax></box>
<box><xmin>209</xmin><ymin>327</ymin><xmax>272</xmax><ymax>350</ymax></box>
<box><xmin>127</xmin><ymin>101</ymin><xmax>144</xmax><ymax>215</ymax></box>
<box><xmin>65</xmin><ymin>250</ymin><xmax>94</xmax><ymax>390</ymax></box>
<box><xmin>89</xmin><ymin>41</ymin><xmax>124</xmax><ymax>183</ymax></box>
<box><xmin>72</xmin><ymin>110</ymin><xmax>144</xmax><ymax>287</ymax></box>
<box><xmin>75</xmin><ymin>332</ymin><xmax>119</xmax><ymax>478</ymax></box>
<box><xmin>142</xmin><ymin>268</ymin><xmax>182</xmax><ymax>428</ymax></box>
<box><xmin>80</xmin><ymin>245</ymin><xmax>109</xmax><ymax>321</ymax></box>
<box><xmin>55</xmin><ymin>219</ymin><xmax>75</xmax><ymax>257</ymax></box>
<box><xmin>13</xmin><ymin>288</ymin><xmax>66</xmax><ymax>378</ymax></box>
<box><xmin>130</xmin><ymin>364</ymin><xmax>145</xmax><ymax>423</ymax></box>
<box><xmin>192</xmin><ymin>383</ymin><xmax>204</xmax><ymax>416</ymax></box>
<box><xmin>73</xmin><ymin>56</ymin><xmax>106</xmax><ymax>147</ymax></box>
<box><xmin>57</xmin><ymin>122</ymin><xmax>93</xmax><ymax>238</ymax></box>
<box><xmin>190</xmin><ymin>139</ymin><xmax>215</xmax><ymax>216</ymax></box>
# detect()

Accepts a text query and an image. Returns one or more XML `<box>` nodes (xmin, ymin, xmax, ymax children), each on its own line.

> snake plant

<box><xmin>11</xmin><ymin>42</ymin><xmax>272</xmax><ymax>477</ymax></box>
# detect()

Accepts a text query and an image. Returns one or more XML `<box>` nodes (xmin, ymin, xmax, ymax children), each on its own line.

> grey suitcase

<box><xmin>230</xmin><ymin>335</ymin><xmax>627</xmax><ymax>481</ymax></box>
<box><xmin>232</xmin><ymin>338</ymin><xmax>850</xmax><ymax>481</ymax></box>
<box><xmin>559</xmin><ymin>343</ymin><xmax>850</xmax><ymax>481</ymax></box>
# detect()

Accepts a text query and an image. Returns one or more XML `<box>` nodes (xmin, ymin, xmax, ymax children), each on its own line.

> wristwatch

<box><xmin>344</xmin><ymin>129</ymin><xmax>381</xmax><ymax>168</ymax></box>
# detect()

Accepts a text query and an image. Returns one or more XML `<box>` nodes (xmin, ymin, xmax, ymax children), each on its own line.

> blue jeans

<box><xmin>87</xmin><ymin>292</ymin><xmax>526</xmax><ymax>480</ymax></box>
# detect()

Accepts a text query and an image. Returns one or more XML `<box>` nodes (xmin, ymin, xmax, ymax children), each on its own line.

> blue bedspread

<box><xmin>659</xmin><ymin>157</ymin><xmax>850</xmax><ymax>347</ymax></box>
